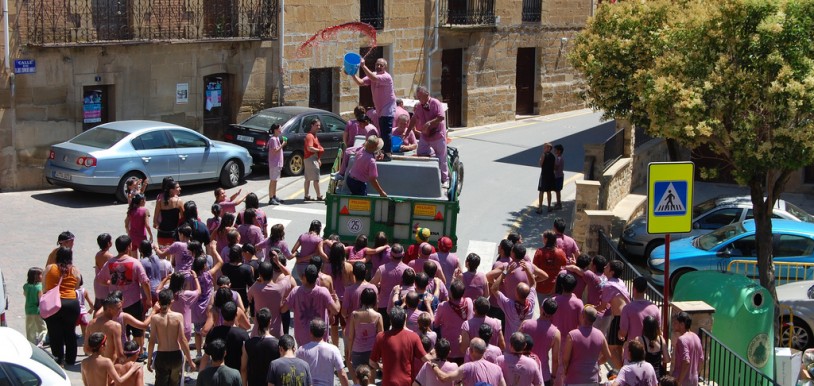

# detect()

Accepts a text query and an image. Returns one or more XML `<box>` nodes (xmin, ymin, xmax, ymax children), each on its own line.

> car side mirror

<box><xmin>716</xmin><ymin>250</ymin><xmax>731</xmax><ymax>258</ymax></box>
<box><xmin>693</xmin><ymin>222</ymin><xmax>700</xmax><ymax>229</ymax></box>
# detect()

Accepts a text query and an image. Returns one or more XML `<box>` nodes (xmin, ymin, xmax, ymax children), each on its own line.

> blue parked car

<box><xmin>44</xmin><ymin>120</ymin><xmax>253</xmax><ymax>202</ymax></box>
<box><xmin>648</xmin><ymin>219</ymin><xmax>814</xmax><ymax>290</ymax></box>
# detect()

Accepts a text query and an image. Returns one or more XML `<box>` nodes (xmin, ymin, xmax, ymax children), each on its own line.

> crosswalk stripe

<box><xmin>464</xmin><ymin>240</ymin><xmax>498</xmax><ymax>275</ymax></box>
<box><xmin>266</xmin><ymin>218</ymin><xmax>292</xmax><ymax>230</ymax></box>
<box><xmin>267</xmin><ymin>206</ymin><xmax>327</xmax><ymax>215</ymax></box>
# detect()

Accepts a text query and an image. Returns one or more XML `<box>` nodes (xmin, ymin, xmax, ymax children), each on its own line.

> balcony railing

<box><xmin>440</xmin><ymin>0</ymin><xmax>496</xmax><ymax>26</ymax></box>
<box><xmin>19</xmin><ymin>0</ymin><xmax>278</xmax><ymax>46</ymax></box>
<box><xmin>522</xmin><ymin>0</ymin><xmax>541</xmax><ymax>22</ymax></box>
<box><xmin>360</xmin><ymin>0</ymin><xmax>384</xmax><ymax>30</ymax></box>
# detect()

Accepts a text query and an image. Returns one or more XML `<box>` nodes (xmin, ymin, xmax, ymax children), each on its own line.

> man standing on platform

<box><xmin>352</xmin><ymin>59</ymin><xmax>396</xmax><ymax>161</ymax></box>
<box><xmin>411</xmin><ymin>86</ymin><xmax>449</xmax><ymax>186</ymax></box>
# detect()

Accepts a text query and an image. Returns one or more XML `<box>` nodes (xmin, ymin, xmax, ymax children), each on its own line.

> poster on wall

<box><xmin>83</xmin><ymin>89</ymin><xmax>103</xmax><ymax>124</ymax></box>
<box><xmin>176</xmin><ymin>83</ymin><xmax>189</xmax><ymax>104</ymax></box>
<box><xmin>205</xmin><ymin>79</ymin><xmax>222</xmax><ymax>111</ymax></box>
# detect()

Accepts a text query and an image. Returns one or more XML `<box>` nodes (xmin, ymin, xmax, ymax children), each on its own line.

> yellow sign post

<box><xmin>647</xmin><ymin>162</ymin><xmax>695</xmax><ymax>234</ymax></box>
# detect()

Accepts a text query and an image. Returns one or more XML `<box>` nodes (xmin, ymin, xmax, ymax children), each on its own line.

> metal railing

<box><xmin>598</xmin><ymin>230</ymin><xmax>664</xmax><ymax>310</ymax></box>
<box><xmin>440</xmin><ymin>0</ymin><xmax>496</xmax><ymax>26</ymax></box>
<box><xmin>603</xmin><ymin>129</ymin><xmax>625</xmax><ymax>170</ymax></box>
<box><xmin>20</xmin><ymin>0</ymin><xmax>278</xmax><ymax>46</ymax></box>
<box><xmin>521</xmin><ymin>0</ymin><xmax>542</xmax><ymax>22</ymax></box>
<box><xmin>699</xmin><ymin>328</ymin><xmax>779</xmax><ymax>386</ymax></box>
<box><xmin>726</xmin><ymin>259</ymin><xmax>814</xmax><ymax>284</ymax></box>
<box><xmin>360</xmin><ymin>0</ymin><xmax>385</xmax><ymax>30</ymax></box>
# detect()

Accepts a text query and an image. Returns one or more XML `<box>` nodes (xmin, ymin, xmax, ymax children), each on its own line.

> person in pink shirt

<box><xmin>291</xmin><ymin>220</ymin><xmax>323</xmax><ymax>284</ymax></box>
<box><xmin>281</xmin><ymin>264</ymin><xmax>340</xmax><ymax>346</ymax></box>
<box><xmin>347</xmin><ymin>135</ymin><xmax>387</xmax><ymax>197</ymax></box>
<box><xmin>433</xmin><ymin>236</ymin><xmax>459</xmax><ymax>289</ymax></box>
<box><xmin>343</xmin><ymin>106</ymin><xmax>369</xmax><ymax>147</ymax></box>
<box><xmin>346</xmin><ymin>287</ymin><xmax>383</xmax><ymax>378</ymax></box>
<box><xmin>410</xmin><ymin>86</ymin><xmax>449</xmax><ymax>184</ymax></box>
<box><xmin>496</xmin><ymin>332</ymin><xmax>544</xmax><ymax>386</ymax></box>
<box><xmin>267</xmin><ymin>123</ymin><xmax>286</xmax><ymax>205</ymax></box>
<box><xmin>392</xmin><ymin>114</ymin><xmax>418</xmax><ymax>152</ymax></box>
<box><xmin>519</xmin><ymin>297</ymin><xmax>561</xmax><ymax>385</ymax></box>
<box><xmin>460</xmin><ymin>297</ymin><xmax>504</xmax><ymax>353</ymax></box>
<box><xmin>214</xmin><ymin>187</ymin><xmax>245</xmax><ymax>216</ymax></box>
<box><xmin>565</xmin><ymin>254</ymin><xmax>607</xmax><ymax>320</ymax></box>
<box><xmin>432</xmin><ymin>281</ymin><xmax>473</xmax><ymax>363</ymax></box>
<box><xmin>343</xmin><ymin>262</ymin><xmax>378</xmax><ymax>319</ymax></box>
<box><xmin>612</xmin><ymin>340</ymin><xmax>658</xmax><ymax>386</ymax></box>
<box><xmin>424</xmin><ymin>262</ymin><xmax>449</xmax><ymax>302</ymax></box>
<box><xmin>563</xmin><ymin>306</ymin><xmax>618</xmax><ymax>385</ymax></box>
<box><xmin>600</xmin><ymin>260</ymin><xmax>632</xmax><ymax>371</ymax></box>
<box><xmin>559</xmin><ymin>254</ymin><xmax>591</xmax><ymax>301</ymax></box>
<box><xmin>454</xmin><ymin>253</ymin><xmax>488</xmax><ymax>300</ymax></box>
<box><xmin>409</xmin><ymin>243</ymin><xmax>446</xmax><ymax>282</ymax></box>
<box><xmin>247</xmin><ymin>258</ymin><xmax>295</xmax><ymax>338</ymax></box>
<box><xmin>431</xmin><ymin>338</ymin><xmax>507</xmax><ymax>386</ymax></box>
<box><xmin>371</xmin><ymin>243</ymin><xmax>410</xmax><ymax>330</ymax></box>
<box><xmin>395</xmin><ymin>98</ymin><xmax>410</xmax><ymax>128</ymax></box>
<box><xmin>619</xmin><ymin>277</ymin><xmax>661</xmax><ymax>344</ymax></box>
<box><xmin>154</xmin><ymin>224</ymin><xmax>194</xmax><ymax>272</ymax></box>
<box><xmin>163</xmin><ymin>271</ymin><xmax>200</xmax><ymax>341</ymax></box>
<box><xmin>125</xmin><ymin>194</ymin><xmax>152</xmax><ymax>257</ymax></box>
<box><xmin>672</xmin><ymin>312</ymin><xmax>704</xmax><ymax>386</ymax></box>
<box><xmin>553</xmin><ymin>218</ymin><xmax>580</xmax><ymax>263</ymax></box>
<box><xmin>415</xmin><ymin>338</ymin><xmax>459</xmax><ymax>386</ymax></box>
<box><xmin>552</xmin><ymin>273</ymin><xmax>584</xmax><ymax>335</ymax></box>
<box><xmin>490</xmin><ymin>277</ymin><xmax>536</xmax><ymax>345</ymax></box>
<box><xmin>463</xmin><ymin>324</ymin><xmax>502</xmax><ymax>364</ymax></box>
<box><xmin>352</xmin><ymin>58</ymin><xmax>397</xmax><ymax>161</ymax></box>
<box><xmin>236</xmin><ymin>209</ymin><xmax>264</xmax><ymax>252</ymax></box>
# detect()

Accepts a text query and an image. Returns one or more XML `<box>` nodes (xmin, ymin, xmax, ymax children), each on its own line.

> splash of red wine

<box><xmin>296</xmin><ymin>22</ymin><xmax>378</xmax><ymax>59</ymax></box>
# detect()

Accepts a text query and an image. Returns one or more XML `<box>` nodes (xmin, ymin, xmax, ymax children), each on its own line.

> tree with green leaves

<box><xmin>571</xmin><ymin>0</ymin><xmax>814</xmax><ymax>299</ymax></box>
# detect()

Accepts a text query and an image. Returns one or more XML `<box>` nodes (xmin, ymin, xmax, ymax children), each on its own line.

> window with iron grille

<box><xmin>522</xmin><ymin>0</ymin><xmax>542</xmax><ymax>22</ymax></box>
<box><xmin>19</xmin><ymin>0</ymin><xmax>279</xmax><ymax>45</ymax></box>
<box><xmin>360</xmin><ymin>0</ymin><xmax>384</xmax><ymax>30</ymax></box>
<box><xmin>442</xmin><ymin>0</ymin><xmax>496</xmax><ymax>26</ymax></box>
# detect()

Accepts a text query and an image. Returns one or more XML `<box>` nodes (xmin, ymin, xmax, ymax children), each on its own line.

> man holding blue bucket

<box><xmin>351</xmin><ymin>58</ymin><xmax>396</xmax><ymax>162</ymax></box>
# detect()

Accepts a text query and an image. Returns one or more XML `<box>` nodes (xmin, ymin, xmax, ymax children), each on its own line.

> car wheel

<box><xmin>284</xmin><ymin>151</ymin><xmax>304</xmax><ymax>176</ymax></box>
<box><xmin>116</xmin><ymin>171</ymin><xmax>145</xmax><ymax>203</ymax></box>
<box><xmin>644</xmin><ymin>239</ymin><xmax>665</xmax><ymax>260</ymax></box>
<box><xmin>779</xmin><ymin>315</ymin><xmax>813</xmax><ymax>350</ymax></box>
<box><xmin>219</xmin><ymin>160</ymin><xmax>242</xmax><ymax>188</ymax></box>
<box><xmin>670</xmin><ymin>269</ymin><xmax>695</xmax><ymax>294</ymax></box>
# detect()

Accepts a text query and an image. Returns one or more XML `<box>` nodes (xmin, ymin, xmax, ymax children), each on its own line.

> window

<box><xmin>169</xmin><ymin>130</ymin><xmax>208</xmax><ymax>148</ymax></box>
<box><xmin>70</xmin><ymin>127</ymin><xmax>128</xmax><ymax>149</ymax></box>
<box><xmin>321</xmin><ymin>116</ymin><xmax>346</xmax><ymax>133</ymax></box>
<box><xmin>0</xmin><ymin>365</ymin><xmax>11</xmax><ymax>386</ymax></box>
<box><xmin>522</xmin><ymin>0</ymin><xmax>542</xmax><ymax>22</ymax></box>
<box><xmin>745</xmin><ymin>209</ymin><xmax>785</xmax><ymax>221</ymax></box>
<box><xmin>723</xmin><ymin>235</ymin><xmax>756</xmax><ymax>258</ymax></box>
<box><xmin>132</xmin><ymin>131</ymin><xmax>172</xmax><ymax>151</ymax></box>
<box><xmin>696</xmin><ymin>208</ymin><xmax>742</xmax><ymax>229</ymax></box>
<box><xmin>360</xmin><ymin>0</ymin><xmax>385</xmax><ymax>30</ymax></box>
<box><xmin>774</xmin><ymin>235</ymin><xmax>814</xmax><ymax>258</ymax></box>
<box><xmin>4</xmin><ymin>364</ymin><xmax>40</xmax><ymax>386</ymax></box>
<box><xmin>309</xmin><ymin>68</ymin><xmax>335</xmax><ymax>112</ymax></box>
<box><xmin>300</xmin><ymin>116</ymin><xmax>321</xmax><ymax>133</ymax></box>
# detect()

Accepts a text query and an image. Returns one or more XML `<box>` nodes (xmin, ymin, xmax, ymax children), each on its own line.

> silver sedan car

<box><xmin>44</xmin><ymin>120</ymin><xmax>253</xmax><ymax>202</ymax></box>
<box><xmin>777</xmin><ymin>280</ymin><xmax>814</xmax><ymax>350</ymax></box>
<box><xmin>619</xmin><ymin>195</ymin><xmax>814</xmax><ymax>261</ymax></box>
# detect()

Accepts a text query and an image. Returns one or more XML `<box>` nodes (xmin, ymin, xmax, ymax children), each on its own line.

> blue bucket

<box><xmin>391</xmin><ymin>135</ymin><xmax>404</xmax><ymax>153</ymax></box>
<box><xmin>343</xmin><ymin>52</ymin><xmax>362</xmax><ymax>75</ymax></box>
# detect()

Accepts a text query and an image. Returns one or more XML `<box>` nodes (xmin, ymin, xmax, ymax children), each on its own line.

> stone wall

<box><xmin>599</xmin><ymin>157</ymin><xmax>632</xmax><ymax>211</ymax></box>
<box><xmin>631</xmin><ymin>138</ymin><xmax>670</xmax><ymax>190</ymax></box>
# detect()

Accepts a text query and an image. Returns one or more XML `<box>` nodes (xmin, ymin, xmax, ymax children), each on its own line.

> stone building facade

<box><xmin>0</xmin><ymin>0</ymin><xmax>590</xmax><ymax>191</ymax></box>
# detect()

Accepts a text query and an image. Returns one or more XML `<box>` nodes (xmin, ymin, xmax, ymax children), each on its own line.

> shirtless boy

<box><xmin>81</xmin><ymin>332</ymin><xmax>140</xmax><ymax>386</ymax></box>
<box><xmin>85</xmin><ymin>293</ymin><xmax>154</xmax><ymax>362</ymax></box>
<box><xmin>147</xmin><ymin>289</ymin><xmax>196</xmax><ymax>386</ymax></box>
<box><xmin>114</xmin><ymin>340</ymin><xmax>144</xmax><ymax>386</ymax></box>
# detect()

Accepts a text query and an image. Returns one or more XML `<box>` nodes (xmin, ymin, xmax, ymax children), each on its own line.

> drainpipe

<box><xmin>277</xmin><ymin>0</ymin><xmax>285</xmax><ymax>105</ymax></box>
<box><xmin>425</xmin><ymin>0</ymin><xmax>440</xmax><ymax>94</ymax></box>
<box><xmin>2</xmin><ymin>0</ymin><xmax>8</xmax><ymax>74</ymax></box>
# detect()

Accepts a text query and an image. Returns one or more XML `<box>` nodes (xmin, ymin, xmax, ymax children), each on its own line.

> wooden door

<box><xmin>309</xmin><ymin>68</ymin><xmax>334</xmax><ymax>112</ymax></box>
<box><xmin>441</xmin><ymin>48</ymin><xmax>463</xmax><ymax>128</ymax></box>
<box><xmin>516</xmin><ymin>47</ymin><xmax>536</xmax><ymax>115</ymax></box>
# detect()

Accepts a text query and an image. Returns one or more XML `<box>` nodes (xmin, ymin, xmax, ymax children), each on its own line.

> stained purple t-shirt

<box><xmin>376</xmin><ymin>261</ymin><xmax>410</xmax><ymax>308</ymax></box>
<box><xmin>519</xmin><ymin>319</ymin><xmax>558</xmax><ymax>381</ymax></box>
<box><xmin>432</xmin><ymin>298</ymin><xmax>473</xmax><ymax>359</ymax></box>
<box><xmin>97</xmin><ymin>255</ymin><xmax>149</xmax><ymax>308</ymax></box>
<box><xmin>285</xmin><ymin>285</ymin><xmax>333</xmax><ymax>346</ymax></box>
<box><xmin>362</xmin><ymin>73</ymin><xmax>396</xmax><ymax>117</ymax></box>
<box><xmin>166</xmin><ymin>241</ymin><xmax>193</xmax><ymax>272</ymax></box>
<box><xmin>455</xmin><ymin>359</ymin><xmax>505</xmax><ymax>386</ymax></box>
<box><xmin>552</xmin><ymin>292</ymin><xmax>584</xmax><ymax>336</ymax></box>
<box><xmin>496</xmin><ymin>353</ymin><xmax>544</xmax><ymax>386</ymax></box>
<box><xmin>496</xmin><ymin>291</ymin><xmax>536</xmax><ymax>344</ymax></box>
<box><xmin>349</xmin><ymin>150</ymin><xmax>378</xmax><ymax>182</ymax></box>
<box><xmin>461</xmin><ymin>315</ymin><xmax>502</xmax><ymax>347</ymax></box>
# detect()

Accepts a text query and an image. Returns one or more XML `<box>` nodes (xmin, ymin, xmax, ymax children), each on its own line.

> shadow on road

<box><xmin>504</xmin><ymin>201</ymin><xmax>576</xmax><ymax>249</ymax></box>
<box><xmin>494</xmin><ymin>121</ymin><xmax>616</xmax><ymax>172</ymax></box>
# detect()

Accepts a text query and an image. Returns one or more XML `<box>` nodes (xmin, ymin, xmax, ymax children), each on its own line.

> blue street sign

<box><xmin>13</xmin><ymin>59</ymin><xmax>36</xmax><ymax>74</ymax></box>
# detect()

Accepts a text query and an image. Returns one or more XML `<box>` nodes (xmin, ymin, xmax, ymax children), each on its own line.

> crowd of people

<box><xmin>24</xmin><ymin>173</ymin><xmax>705</xmax><ymax>386</ymax></box>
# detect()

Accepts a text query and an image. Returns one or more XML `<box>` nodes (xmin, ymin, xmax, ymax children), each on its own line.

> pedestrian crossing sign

<box><xmin>647</xmin><ymin>162</ymin><xmax>694</xmax><ymax>234</ymax></box>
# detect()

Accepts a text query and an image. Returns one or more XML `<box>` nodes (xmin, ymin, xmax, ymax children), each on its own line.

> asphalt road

<box><xmin>0</xmin><ymin>109</ymin><xmax>611</xmax><ymax>384</ymax></box>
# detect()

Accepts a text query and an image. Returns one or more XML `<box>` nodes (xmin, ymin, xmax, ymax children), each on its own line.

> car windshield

<box><xmin>692</xmin><ymin>197</ymin><xmax>720</xmax><ymax>218</ymax></box>
<box><xmin>30</xmin><ymin>342</ymin><xmax>65</xmax><ymax>379</ymax></box>
<box><xmin>785</xmin><ymin>202</ymin><xmax>814</xmax><ymax>223</ymax></box>
<box><xmin>239</xmin><ymin>112</ymin><xmax>293</xmax><ymax>132</ymax></box>
<box><xmin>694</xmin><ymin>222</ymin><xmax>748</xmax><ymax>251</ymax></box>
<box><xmin>69</xmin><ymin>127</ymin><xmax>128</xmax><ymax>149</ymax></box>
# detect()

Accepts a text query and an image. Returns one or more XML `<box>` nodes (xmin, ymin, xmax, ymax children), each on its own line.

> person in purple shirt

<box><xmin>352</xmin><ymin>58</ymin><xmax>397</xmax><ymax>161</ymax></box>
<box><xmin>267</xmin><ymin>123</ymin><xmax>286</xmax><ymax>205</ymax></box>
<box><xmin>154</xmin><ymin>224</ymin><xmax>194</xmax><ymax>272</ymax></box>
<box><xmin>612</xmin><ymin>340</ymin><xmax>658</xmax><ymax>386</ymax></box>
<box><xmin>463</xmin><ymin>324</ymin><xmax>502</xmax><ymax>364</ymax></box>
<box><xmin>414</xmin><ymin>338</ymin><xmax>459</xmax><ymax>386</ymax></box>
<box><xmin>433</xmin><ymin>236</ymin><xmax>459</xmax><ymax>289</ymax></box>
<box><xmin>460</xmin><ymin>297</ymin><xmax>505</xmax><ymax>353</ymax></box>
<box><xmin>553</xmin><ymin>218</ymin><xmax>580</xmax><ymax>263</ymax></box>
<box><xmin>431</xmin><ymin>338</ymin><xmax>507</xmax><ymax>386</ymax></box>
<box><xmin>347</xmin><ymin>135</ymin><xmax>387</xmax><ymax>197</ymax></box>
<box><xmin>672</xmin><ymin>312</ymin><xmax>703</xmax><ymax>386</ymax></box>
<box><xmin>496</xmin><ymin>332</ymin><xmax>544</xmax><ymax>386</ymax></box>
<box><xmin>236</xmin><ymin>209</ymin><xmax>264</xmax><ymax>255</ymax></box>
<box><xmin>343</xmin><ymin>106</ymin><xmax>368</xmax><ymax>147</ymax></box>
<box><xmin>410</xmin><ymin>86</ymin><xmax>449</xmax><ymax>184</ymax></box>
<box><xmin>519</xmin><ymin>297</ymin><xmax>561</xmax><ymax>386</ymax></box>
<box><xmin>291</xmin><ymin>220</ymin><xmax>323</xmax><ymax>285</ymax></box>
<box><xmin>343</xmin><ymin>262</ymin><xmax>378</xmax><ymax>321</ymax></box>
<box><xmin>455</xmin><ymin>253</ymin><xmax>489</xmax><ymax>301</ymax></box>
<box><xmin>392</xmin><ymin>114</ymin><xmax>418</xmax><ymax>152</ymax></box>
<box><xmin>551</xmin><ymin>273</ymin><xmax>584</xmax><ymax>335</ymax></box>
<box><xmin>490</xmin><ymin>278</ymin><xmax>536</xmax><ymax>345</ymax></box>
<box><xmin>432</xmin><ymin>281</ymin><xmax>473</xmax><ymax>363</ymax></box>
<box><xmin>619</xmin><ymin>277</ymin><xmax>661</xmax><ymax>344</ymax></box>
<box><xmin>281</xmin><ymin>264</ymin><xmax>340</xmax><ymax>346</ymax></box>
<box><xmin>563</xmin><ymin>306</ymin><xmax>619</xmax><ymax>385</ymax></box>
<box><xmin>295</xmin><ymin>318</ymin><xmax>350</xmax><ymax>386</ymax></box>
<box><xmin>487</xmin><ymin>244</ymin><xmax>540</xmax><ymax>303</ymax></box>
<box><xmin>370</xmin><ymin>243</ymin><xmax>410</xmax><ymax>330</ymax></box>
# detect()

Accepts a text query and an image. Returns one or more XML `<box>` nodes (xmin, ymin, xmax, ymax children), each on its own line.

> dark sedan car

<box><xmin>224</xmin><ymin>107</ymin><xmax>346</xmax><ymax>176</ymax></box>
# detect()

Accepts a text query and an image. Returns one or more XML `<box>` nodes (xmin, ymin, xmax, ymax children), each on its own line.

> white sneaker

<box><xmin>442</xmin><ymin>181</ymin><xmax>450</xmax><ymax>189</ymax></box>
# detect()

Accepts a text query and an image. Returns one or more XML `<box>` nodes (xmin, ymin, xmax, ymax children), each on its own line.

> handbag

<box><xmin>39</xmin><ymin>274</ymin><xmax>63</xmax><ymax>319</ymax></box>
